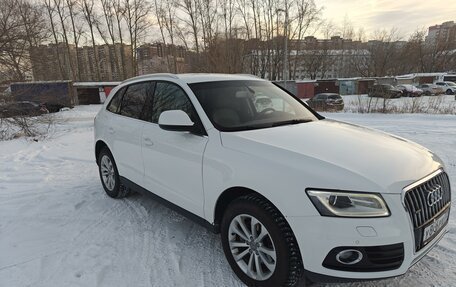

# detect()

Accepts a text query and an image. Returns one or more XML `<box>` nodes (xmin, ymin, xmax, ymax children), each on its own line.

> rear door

<box><xmin>315</xmin><ymin>94</ymin><xmax>327</xmax><ymax>110</ymax></box>
<box><xmin>107</xmin><ymin>82</ymin><xmax>153</xmax><ymax>186</ymax></box>
<box><xmin>141</xmin><ymin>81</ymin><xmax>208</xmax><ymax>217</ymax></box>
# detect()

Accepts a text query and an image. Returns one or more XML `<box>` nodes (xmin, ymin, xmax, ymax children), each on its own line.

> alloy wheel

<box><xmin>228</xmin><ymin>214</ymin><xmax>277</xmax><ymax>281</ymax></box>
<box><xmin>100</xmin><ymin>155</ymin><xmax>116</xmax><ymax>191</ymax></box>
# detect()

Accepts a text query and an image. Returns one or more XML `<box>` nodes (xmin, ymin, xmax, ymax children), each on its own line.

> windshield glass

<box><xmin>447</xmin><ymin>82</ymin><xmax>456</xmax><ymax>86</ymax></box>
<box><xmin>188</xmin><ymin>80</ymin><xmax>318</xmax><ymax>132</ymax></box>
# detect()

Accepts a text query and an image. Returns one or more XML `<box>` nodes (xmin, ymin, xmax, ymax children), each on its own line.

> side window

<box><xmin>107</xmin><ymin>87</ymin><xmax>126</xmax><ymax>114</ymax></box>
<box><xmin>119</xmin><ymin>83</ymin><xmax>149</xmax><ymax>119</ymax></box>
<box><xmin>151</xmin><ymin>82</ymin><xmax>197</xmax><ymax>123</ymax></box>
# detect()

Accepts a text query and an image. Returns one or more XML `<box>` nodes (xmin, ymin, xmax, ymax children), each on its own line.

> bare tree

<box><xmin>43</xmin><ymin>0</ymin><xmax>67</xmax><ymax>79</ymax></box>
<box><xmin>79</xmin><ymin>0</ymin><xmax>101</xmax><ymax>81</ymax></box>
<box><xmin>124</xmin><ymin>0</ymin><xmax>152</xmax><ymax>75</ymax></box>
<box><xmin>289</xmin><ymin>0</ymin><xmax>320</xmax><ymax>79</ymax></box>
<box><xmin>65</xmin><ymin>0</ymin><xmax>82</xmax><ymax>80</ymax></box>
<box><xmin>53</xmin><ymin>0</ymin><xmax>75</xmax><ymax>79</ymax></box>
<box><xmin>113</xmin><ymin>0</ymin><xmax>127</xmax><ymax>79</ymax></box>
<box><xmin>95</xmin><ymin>0</ymin><xmax>122</xmax><ymax>80</ymax></box>
<box><xmin>0</xmin><ymin>0</ymin><xmax>46</xmax><ymax>81</ymax></box>
<box><xmin>154</xmin><ymin>0</ymin><xmax>171</xmax><ymax>72</ymax></box>
<box><xmin>177</xmin><ymin>0</ymin><xmax>201</xmax><ymax>53</ymax></box>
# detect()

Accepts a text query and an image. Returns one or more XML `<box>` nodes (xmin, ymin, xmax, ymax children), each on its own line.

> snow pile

<box><xmin>0</xmin><ymin>105</ymin><xmax>455</xmax><ymax>287</ymax></box>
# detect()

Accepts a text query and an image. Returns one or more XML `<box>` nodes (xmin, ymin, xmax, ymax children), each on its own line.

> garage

<box><xmin>74</xmin><ymin>82</ymin><xmax>120</xmax><ymax>105</ymax></box>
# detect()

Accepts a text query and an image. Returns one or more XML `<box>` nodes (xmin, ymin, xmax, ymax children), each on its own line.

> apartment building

<box><xmin>426</xmin><ymin>21</ymin><xmax>456</xmax><ymax>43</ymax></box>
<box><xmin>136</xmin><ymin>43</ymin><xmax>187</xmax><ymax>75</ymax></box>
<box><xmin>30</xmin><ymin>43</ymin><xmax>134</xmax><ymax>81</ymax></box>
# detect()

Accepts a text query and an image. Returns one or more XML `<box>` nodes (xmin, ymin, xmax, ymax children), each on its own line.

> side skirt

<box><xmin>119</xmin><ymin>176</ymin><xmax>218</xmax><ymax>233</ymax></box>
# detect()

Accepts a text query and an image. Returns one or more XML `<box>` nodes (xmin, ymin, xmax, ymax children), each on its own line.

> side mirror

<box><xmin>158</xmin><ymin>110</ymin><xmax>194</xmax><ymax>132</ymax></box>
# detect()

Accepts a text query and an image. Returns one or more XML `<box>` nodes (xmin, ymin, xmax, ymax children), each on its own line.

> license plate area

<box><xmin>414</xmin><ymin>208</ymin><xmax>450</xmax><ymax>251</ymax></box>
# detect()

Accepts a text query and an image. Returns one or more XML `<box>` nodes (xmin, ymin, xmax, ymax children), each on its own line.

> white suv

<box><xmin>94</xmin><ymin>74</ymin><xmax>451</xmax><ymax>286</ymax></box>
<box><xmin>435</xmin><ymin>81</ymin><xmax>456</xmax><ymax>95</ymax></box>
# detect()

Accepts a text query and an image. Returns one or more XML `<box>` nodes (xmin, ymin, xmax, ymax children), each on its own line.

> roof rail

<box><xmin>235</xmin><ymin>73</ymin><xmax>261</xmax><ymax>79</ymax></box>
<box><xmin>121</xmin><ymin>73</ymin><xmax>179</xmax><ymax>84</ymax></box>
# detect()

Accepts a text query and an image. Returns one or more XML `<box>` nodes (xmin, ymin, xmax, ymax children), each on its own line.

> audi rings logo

<box><xmin>427</xmin><ymin>185</ymin><xmax>443</xmax><ymax>207</ymax></box>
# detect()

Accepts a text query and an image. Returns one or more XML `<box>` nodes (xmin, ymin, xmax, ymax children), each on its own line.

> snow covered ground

<box><xmin>341</xmin><ymin>94</ymin><xmax>456</xmax><ymax>114</ymax></box>
<box><xmin>0</xmin><ymin>105</ymin><xmax>455</xmax><ymax>287</ymax></box>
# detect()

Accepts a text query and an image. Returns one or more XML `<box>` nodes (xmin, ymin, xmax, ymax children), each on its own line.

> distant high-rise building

<box><xmin>77</xmin><ymin>43</ymin><xmax>134</xmax><ymax>81</ymax></box>
<box><xmin>30</xmin><ymin>43</ymin><xmax>76</xmax><ymax>81</ymax></box>
<box><xmin>244</xmin><ymin>36</ymin><xmax>371</xmax><ymax>80</ymax></box>
<box><xmin>426</xmin><ymin>21</ymin><xmax>456</xmax><ymax>43</ymax></box>
<box><xmin>30</xmin><ymin>43</ymin><xmax>134</xmax><ymax>81</ymax></box>
<box><xmin>136</xmin><ymin>43</ymin><xmax>187</xmax><ymax>75</ymax></box>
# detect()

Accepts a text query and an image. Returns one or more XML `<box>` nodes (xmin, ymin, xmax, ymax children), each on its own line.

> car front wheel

<box><xmin>221</xmin><ymin>194</ymin><xmax>303</xmax><ymax>287</ymax></box>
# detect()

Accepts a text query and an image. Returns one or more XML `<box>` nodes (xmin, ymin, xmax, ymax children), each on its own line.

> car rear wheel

<box><xmin>98</xmin><ymin>147</ymin><xmax>129</xmax><ymax>198</ymax></box>
<box><xmin>221</xmin><ymin>194</ymin><xmax>303</xmax><ymax>287</ymax></box>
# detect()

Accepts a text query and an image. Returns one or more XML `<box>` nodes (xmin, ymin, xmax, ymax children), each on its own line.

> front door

<box><xmin>141</xmin><ymin>81</ymin><xmax>208</xmax><ymax>217</ymax></box>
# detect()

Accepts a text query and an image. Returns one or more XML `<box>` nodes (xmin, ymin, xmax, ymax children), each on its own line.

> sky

<box><xmin>318</xmin><ymin>0</ymin><xmax>456</xmax><ymax>39</ymax></box>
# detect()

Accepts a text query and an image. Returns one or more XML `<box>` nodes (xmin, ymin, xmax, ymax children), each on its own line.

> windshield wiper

<box><xmin>271</xmin><ymin>119</ymin><xmax>312</xmax><ymax>127</ymax></box>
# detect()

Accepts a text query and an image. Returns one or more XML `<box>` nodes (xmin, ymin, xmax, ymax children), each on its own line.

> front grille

<box><xmin>404</xmin><ymin>171</ymin><xmax>451</xmax><ymax>251</ymax></box>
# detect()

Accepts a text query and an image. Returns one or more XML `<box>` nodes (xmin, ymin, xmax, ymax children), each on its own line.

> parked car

<box><xmin>0</xmin><ymin>101</ymin><xmax>48</xmax><ymax>118</ymax></box>
<box><xmin>435</xmin><ymin>81</ymin><xmax>456</xmax><ymax>95</ymax></box>
<box><xmin>396</xmin><ymin>84</ymin><xmax>423</xmax><ymax>97</ymax></box>
<box><xmin>42</xmin><ymin>102</ymin><xmax>66</xmax><ymax>113</ymax></box>
<box><xmin>416</xmin><ymin>84</ymin><xmax>445</xmax><ymax>96</ymax></box>
<box><xmin>306</xmin><ymin>93</ymin><xmax>344</xmax><ymax>111</ymax></box>
<box><xmin>95</xmin><ymin>74</ymin><xmax>451</xmax><ymax>287</ymax></box>
<box><xmin>368</xmin><ymin>84</ymin><xmax>402</xmax><ymax>98</ymax></box>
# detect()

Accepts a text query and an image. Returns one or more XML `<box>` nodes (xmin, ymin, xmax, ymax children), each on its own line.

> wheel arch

<box><xmin>95</xmin><ymin>140</ymin><xmax>109</xmax><ymax>164</ymax></box>
<box><xmin>213</xmin><ymin>186</ymin><xmax>283</xmax><ymax>234</ymax></box>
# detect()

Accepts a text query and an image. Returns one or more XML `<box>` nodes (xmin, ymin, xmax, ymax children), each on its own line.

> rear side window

<box><xmin>107</xmin><ymin>87</ymin><xmax>126</xmax><ymax>113</ymax></box>
<box><xmin>150</xmin><ymin>82</ymin><xmax>197</xmax><ymax>123</ymax></box>
<box><xmin>119</xmin><ymin>83</ymin><xmax>150</xmax><ymax>119</ymax></box>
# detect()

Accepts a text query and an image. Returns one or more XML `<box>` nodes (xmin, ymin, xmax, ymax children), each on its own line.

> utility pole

<box><xmin>283</xmin><ymin>0</ymin><xmax>288</xmax><ymax>88</ymax></box>
<box><xmin>277</xmin><ymin>3</ymin><xmax>289</xmax><ymax>89</ymax></box>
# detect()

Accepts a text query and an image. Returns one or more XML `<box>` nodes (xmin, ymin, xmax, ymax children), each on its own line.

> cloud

<box><xmin>318</xmin><ymin>0</ymin><xmax>456</xmax><ymax>37</ymax></box>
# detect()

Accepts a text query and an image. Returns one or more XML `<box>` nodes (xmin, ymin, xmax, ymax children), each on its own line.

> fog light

<box><xmin>335</xmin><ymin>249</ymin><xmax>363</xmax><ymax>265</ymax></box>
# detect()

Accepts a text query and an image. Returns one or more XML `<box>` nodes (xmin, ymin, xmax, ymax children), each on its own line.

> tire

<box><xmin>446</xmin><ymin>89</ymin><xmax>454</xmax><ymax>95</ymax></box>
<box><xmin>221</xmin><ymin>194</ymin><xmax>303</xmax><ymax>287</ymax></box>
<box><xmin>97</xmin><ymin>147</ymin><xmax>129</xmax><ymax>198</ymax></box>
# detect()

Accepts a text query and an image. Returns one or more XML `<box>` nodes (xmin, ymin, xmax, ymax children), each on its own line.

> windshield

<box><xmin>447</xmin><ymin>82</ymin><xmax>456</xmax><ymax>86</ymax></box>
<box><xmin>188</xmin><ymin>80</ymin><xmax>318</xmax><ymax>132</ymax></box>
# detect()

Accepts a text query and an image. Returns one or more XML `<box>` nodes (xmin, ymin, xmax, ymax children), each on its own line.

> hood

<box><xmin>220</xmin><ymin>119</ymin><xmax>443</xmax><ymax>194</ymax></box>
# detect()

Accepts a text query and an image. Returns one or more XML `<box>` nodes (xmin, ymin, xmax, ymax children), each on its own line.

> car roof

<box><xmin>315</xmin><ymin>93</ymin><xmax>339</xmax><ymax>96</ymax></box>
<box><xmin>121</xmin><ymin>73</ymin><xmax>264</xmax><ymax>85</ymax></box>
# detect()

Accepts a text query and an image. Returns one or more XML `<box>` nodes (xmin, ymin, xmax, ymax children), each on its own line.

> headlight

<box><xmin>306</xmin><ymin>189</ymin><xmax>390</xmax><ymax>218</ymax></box>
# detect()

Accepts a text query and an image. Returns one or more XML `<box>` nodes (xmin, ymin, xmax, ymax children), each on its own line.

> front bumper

<box><xmin>287</xmin><ymin>193</ymin><xmax>449</xmax><ymax>281</ymax></box>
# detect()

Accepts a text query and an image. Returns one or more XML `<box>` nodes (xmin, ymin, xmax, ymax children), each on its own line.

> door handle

<box><xmin>108</xmin><ymin>127</ymin><xmax>115</xmax><ymax>134</ymax></box>
<box><xmin>144</xmin><ymin>137</ymin><xmax>154</xmax><ymax>147</ymax></box>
